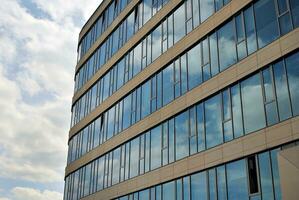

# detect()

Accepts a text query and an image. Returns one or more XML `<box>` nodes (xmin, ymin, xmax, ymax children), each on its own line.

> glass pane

<box><xmin>208</xmin><ymin>169</ymin><xmax>217</xmax><ymax>200</ymax></box>
<box><xmin>187</xmin><ymin>44</ymin><xmax>202</xmax><ymax>89</ymax></box>
<box><xmin>205</xmin><ymin>94</ymin><xmax>223</xmax><ymax>148</ymax></box>
<box><xmin>162</xmin><ymin>64</ymin><xmax>174</xmax><ymax>106</ymax></box>
<box><xmin>197</xmin><ymin>103</ymin><xmax>206</xmax><ymax>152</ymax></box>
<box><xmin>192</xmin><ymin>0</ymin><xmax>200</xmax><ymax>27</ymax></box>
<box><xmin>244</xmin><ymin>6</ymin><xmax>257</xmax><ymax>54</ymax></box>
<box><xmin>270</xmin><ymin>149</ymin><xmax>282</xmax><ymax>200</ymax></box>
<box><xmin>191</xmin><ymin>172</ymin><xmax>208</xmax><ymax>200</ymax></box>
<box><xmin>175</xmin><ymin>111</ymin><xmax>190</xmax><ymax>160</ymax></box>
<box><xmin>130</xmin><ymin>138</ymin><xmax>139</xmax><ymax>178</ymax></box>
<box><xmin>273</xmin><ymin>61</ymin><xmax>292</xmax><ymax>120</ymax></box>
<box><xmin>218</xmin><ymin>20</ymin><xmax>237</xmax><ymax>71</ymax></box>
<box><xmin>141</xmin><ymin>81</ymin><xmax>151</xmax><ymax>118</ymax></box>
<box><xmin>227</xmin><ymin>159</ymin><xmax>249</xmax><ymax>199</ymax></box>
<box><xmin>279</xmin><ymin>13</ymin><xmax>292</xmax><ymax>35</ymax></box>
<box><xmin>174</xmin><ymin>4</ymin><xmax>186</xmax><ymax>43</ymax></box>
<box><xmin>183</xmin><ymin>177</ymin><xmax>190</xmax><ymax>200</ymax></box>
<box><xmin>190</xmin><ymin>108</ymin><xmax>197</xmax><ymax>155</ymax></box>
<box><xmin>290</xmin><ymin>0</ymin><xmax>299</xmax><ymax>27</ymax></box>
<box><xmin>152</xmin><ymin>25</ymin><xmax>162</xmax><ymax>61</ymax></box>
<box><xmin>139</xmin><ymin>189</ymin><xmax>150</xmax><ymax>200</ymax></box>
<box><xmin>231</xmin><ymin>84</ymin><xmax>244</xmax><ymax>138</ymax></box>
<box><xmin>265</xmin><ymin>102</ymin><xmax>279</xmax><ymax>126</ymax></box>
<box><xmin>163</xmin><ymin>181</ymin><xmax>175</xmax><ymax>200</ymax></box>
<box><xmin>210</xmin><ymin>32</ymin><xmax>219</xmax><ymax>76</ymax></box>
<box><xmin>241</xmin><ymin>74</ymin><xmax>266</xmax><ymax>134</ymax></box>
<box><xmin>217</xmin><ymin>166</ymin><xmax>227</xmax><ymax>200</ymax></box>
<box><xmin>285</xmin><ymin>52</ymin><xmax>299</xmax><ymax>116</ymax></box>
<box><xmin>151</xmin><ymin>126</ymin><xmax>162</xmax><ymax>170</ymax></box>
<box><xmin>258</xmin><ymin>152</ymin><xmax>275</xmax><ymax>200</ymax></box>
<box><xmin>254</xmin><ymin>0</ymin><xmax>279</xmax><ymax>48</ymax></box>
<box><xmin>176</xmin><ymin>179</ymin><xmax>183</xmax><ymax>200</ymax></box>
<box><xmin>224</xmin><ymin>120</ymin><xmax>233</xmax><ymax>142</ymax></box>
<box><xmin>112</xmin><ymin>148</ymin><xmax>120</xmax><ymax>185</ymax></box>
<box><xmin>200</xmin><ymin>0</ymin><xmax>215</xmax><ymax>22</ymax></box>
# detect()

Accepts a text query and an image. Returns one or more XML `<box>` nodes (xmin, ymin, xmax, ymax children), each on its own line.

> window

<box><xmin>163</xmin><ymin>181</ymin><xmax>175</xmax><ymax>200</ymax></box>
<box><xmin>152</xmin><ymin>25</ymin><xmax>162</xmax><ymax>61</ymax></box>
<box><xmin>189</xmin><ymin>107</ymin><xmax>197</xmax><ymax>155</ymax></box>
<box><xmin>173</xmin><ymin>4</ymin><xmax>186</xmax><ymax>43</ymax></box>
<box><xmin>210</xmin><ymin>32</ymin><xmax>219</xmax><ymax>76</ymax></box>
<box><xmin>218</xmin><ymin>20</ymin><xmax>237</xmax><ymax>71</ymax></box>
<box><xmin>285</xmin><ymin>52</ymin><xmax>299</xmax><ymax>115</ymax></box>
<box><xmin>162</xmin><ymin>64</ymin><xmax>174</xmax><ymax>105</ymax></box>
<box><xmin>247</xmin><ymin>156</ymin><xmax>259</xmax><ymax>194</ymax></box>
<box><xmin>141</xmin><ymin>81</ymin><xmax>151</xmax><ymax>118</ymax></box>
<box><xmin>262</xmin><ymin>68</ymin><xmax>279</xmax><ymax>126</ymax></box>
<box><xmin>227</xmin><ymin>159</ymin><xmax>249</xmax><ymax>199</ymax></box>
<box><xmin>216</xmin><ymin>166</ymin><xmax>227</xmax><ymax>200</ymax></box>
<box><xmin>208</xmin><ymin>169</ymin><xmax>217</xmax><ymax>200</ymax></box>
<box><xmin>244</xmin><ymin>6</ymin><xmax>257</xmax><ymax>55</ymax></box>
<box><xmin>241</xmin><ymin>74</ymin><xmax>266</xmax><ymax>134</ymax></box>
<box><xmin>192</xmin><ymin>0</ymin><xmax>200</xmax><ymax>27</ymax></box>
<box><xmin>258</xmin><ymin>152</ymin><xmax>274</xmax><ymax>199</ymax></box>
<box><xmin>122</xmin><ymin>95</ymin><xmax>132</xmax><ymax>130</ymax></box>
<box><xmin>277</xmin><ymin>0</ymin><xmax>292</xmax><ymax>35</ymax></box>
<box><xmin>191</xmin><ymin>172</ymin><xmax>208</xmax><ymax>200</ymax></box>
<box><xmin>130</xmin><ymin>138</ymin><xmax>139</xmax><ymax>178</ymax></box>
<box><xmin>222</xmin><ymin>89</ymin><xmax>233</xmax><ymax>142</ymax></box>
<box><xmin>205</xmin><ymin>94</ymin><xmax>223</xmax><ymax>149</ymax></box>
<box><xmin>196</xmin><ymin>103</ymin><xmax>205</xmax><ymax>152</ymax></box>
<box><xmin>290</xmin><ymin>0</ymin><xmax>299</xmax><ymax>27</ymax></box>
<box><xmin>231</xmin><ymin>84</ymin><xmax>244</xmax><ymax>138</ymax></box>
<box><xmin>200</xmin><ymin>0</ymin><xmax>214</xmax><ymax>22</ymax></box>
<box><xmin>175</xmin><ymin>111</ymin><xmax>189</xmax><ymax>160</ymax></box>
<box><xmin>183</xmin><ymin>177</ymin><xmax>190</xmax><ymax>200</ymax></box>
<box><xmin>254</xmin><ymin>0</ymin><xmax>279</xmax><ymax>48</ymax></box>
<box><xmin>151</xmin><ymin>126</ymin><xmax>162</xmax><ymax>170</ymax></box>
<box><xmin>273</xmin><ymin>61</ymin><xmax>292</xmax><ymax>121</ymax></box>
<box><xmin>112</xmin><ymin>148</ymin><xmax>121</xmax><ymax>185</ymax></box>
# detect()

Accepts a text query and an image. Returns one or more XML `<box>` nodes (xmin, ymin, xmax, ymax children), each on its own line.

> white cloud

<box><xmin>11</xmin><ymin>187</ymin><xmax>62</xmax><ymax>200</ymax></box>
<box><xmin>0</xmin><ymin>0</ymin><xmax>102</xmax><ymax>198</ymax></box>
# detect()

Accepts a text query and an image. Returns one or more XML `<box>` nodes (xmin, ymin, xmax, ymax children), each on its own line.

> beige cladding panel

<box><xmin>80</xmin><ymin>116</ymin><xmax>299</xmax><ymax>200</ymax></box>
<box><xmin>278</xmin><ymin>146</ymin><xmax>299</xmax><ymax>200</ymax></box>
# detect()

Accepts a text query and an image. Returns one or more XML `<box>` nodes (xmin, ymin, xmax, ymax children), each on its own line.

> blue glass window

<box><xmin>285</xmin><ymin>52</ymin><xmax>299</xmax><ymax>116</ymax></box>
<box><xmin>273</xmin><ymin>61</ymin><xmax>292</xmax><ymax>120</ymax></box>
<box><xmin>175</xmin><ymin>111</ymin><xmax>189</xmax><ymax>160</ymax></box>
<box><xmin>200</xmin><ymin>0</ymin><xmax>214</xmax><ymax>22</ymax></box>
<box><xmin>174</xmin><ymin>4</ymin><xmax>186</xmax><ymax>43</ymax></box>
<box><xmin>254</xmin><ymin>0</ymin><xmax>279</xmax><ymax>48</ymax></box>
<box><xmin>151</xmin><ymin>126</ymin><xmax>162</xmax><ymax>170</ymax></box>
<box><xmin>218</xmin><ymin>20</ymin><xmax>237</xmax><ymax>71</ymax></box>
<box><xmin>241</xmin><ymin>74</ymin><xmax>266</xmax><ymax>134</ymax></box>
<box><xmin>205</xmin><ymin>94</ymin><xmax>223</xmax><ymax>148</ymax></box>
<box><xmin>162</xmin><ymin>64</ymin><xmax>174</xmax><ymax>106</ymax></box>
<box><xmin>258</xmin><ymin>152</ymin><xmax>274</xmax><ymax>200</ymax></box>
<box><xmin>227</xmin><ymin>159</ymin><xmax>249</xmax><ymax>199</ymax></box>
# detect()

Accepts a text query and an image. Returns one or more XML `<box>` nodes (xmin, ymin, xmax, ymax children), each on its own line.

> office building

<box><xmin>64</xmin><ymin>0</ymin><xmax>299</xmax><ymax>199</ymax></box>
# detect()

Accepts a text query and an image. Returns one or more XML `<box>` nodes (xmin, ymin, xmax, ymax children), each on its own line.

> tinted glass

<box><xmin>227</xmin><ymin>159</ymin><xmax>249</xmax><ymax>199</ymax></box>
<box><xmin>174</xmin><ymin>4</ymin><xmax>186</xmax><ymax>43</ymax></box>
<box><xmin>188</xmin><ymin>44</ymin><xmax>202</xmax><ymax>89</ymax></box>
<box><xmin>205</xmin><ymin>94</ymin><xmax>223</xmax><ymax>148</ymax></box>
<box><xmin>290</xmin><ymin>0</ymin><xmax>299</xmax><ymax>27</ymax></box>
<box><xmin>285</xmin><ymin>53</ymin><xmax>299</xmax><ymax>115</ymax></box>
<box><xmin>254</xmin><ymin>0</ymin><xmax>279</xmax><ymax>48</ymax></box>
<box><xmin>163</xmin><ymin>181</ymin><xmax>175</xmax><ymax>200</ymax></box>
<box><xmin>130</xmin><ymin>138</ymin><xmax>139</xmax><ymax>178</ymax></box>
<box><xmin>258</xmin><ymin>152</ymin><xmax>274</xmax><ymax>200</ymax></box>
<box><xmin>175</xmin><ymin>111</ymin><xmax>189</xmax><ymax>160</ymax></box>
<box><xmin>241</xmin><ymin>74</ymin><xmax>266</xmax><ymax>133</ymax></box>
<box><xmin>200</xmin><ymin>0</ymin><xmax>214</xmax><ymax>22</ymax></box>
<box><xmin>273</xmin><ymin>61</ymin><xmax>292</xmax><ymax>120</ymax></box>
<box><xmin>151</xmin><ymin>126</ymin><xmax>162</xmax><ymax>170</ymax></box>
<box><xmin>218</xmin><ymin>21</ymin><xmax>237</xmax><ymax>71</ymax></box>
<box><xmin>162</xmin><ymin>64</ymin><xmax>174</xmax><ymax>105</ymax></box>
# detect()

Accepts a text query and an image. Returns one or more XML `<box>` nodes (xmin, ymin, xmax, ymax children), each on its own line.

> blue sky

<box><xmin>0</xmin><ymin>0</ymin><xmax>102</xmax><ymax>199</ymax></box>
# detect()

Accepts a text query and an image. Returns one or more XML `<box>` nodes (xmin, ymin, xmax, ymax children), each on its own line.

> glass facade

<box><xmin>71</xmin><ymin>0</ymin><xmax>232</xmax><ymax>123</ymax></box>
<box><xmin>71</xmin><ymin>0</ymin><xmax>298</xmax><ymax>131</ymax></box>
<box><xmin>75</xmin><ymin>0</ymin><xmax>170</xmax><ymax>93</ymax></box>
<box><xmin>113</xmin><ymin>146</ymin><xmax>289</xmax><ymax>200</ymax></box>
<box><xmin>65</xmin><ymin>0</ymin><xmax>299</xmax><ymax>199</ymax></box>
<box><xmin>65</xmin><ymin>51</ymin><xmax>299</xmax><ymax>199</ymax></box>
<box><xmin>68</xmin><ymin>0</ymin><xmax>299</xmax><ymax>165</ymax></box>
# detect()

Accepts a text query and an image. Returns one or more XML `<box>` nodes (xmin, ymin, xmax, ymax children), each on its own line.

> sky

<box><xmin>0</xmin><ymin>0</ymin><xmax>102</xmax><ymax>199</ymax></box>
